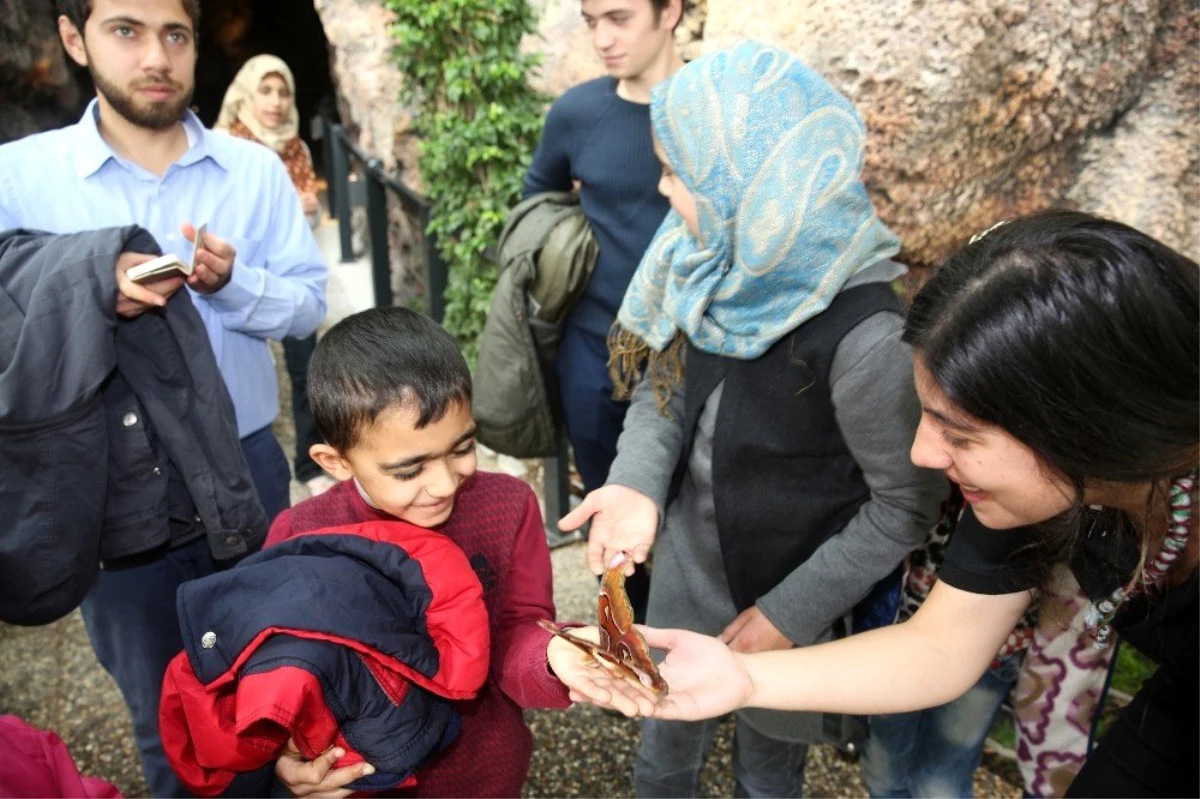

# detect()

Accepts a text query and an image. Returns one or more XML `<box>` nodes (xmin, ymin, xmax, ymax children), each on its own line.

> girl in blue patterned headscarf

<box><xmin>610</xmin><ymin>39</ymin><xmax>902</xmax><ymax>402</ymax></box>
<box><xmin>575</xmin><ymin>39</ymin><xmax>944</xmax><ymax>798</ymax></box>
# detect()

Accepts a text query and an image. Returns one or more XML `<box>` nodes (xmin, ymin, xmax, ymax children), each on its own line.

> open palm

<box><xmin>558</xmin><ymin>484</ymin><xmax>659</xmax><ymax>576</ymax></box>
<box><xmin>639</xmin><ymin>626</ymin><xmax>755</xmax><ymax>722</ymax></box>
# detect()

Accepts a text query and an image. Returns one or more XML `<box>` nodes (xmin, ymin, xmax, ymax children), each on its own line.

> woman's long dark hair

<box><xmin>903</xmin><ymin>210</ymin><xmax>1199</xmax><ymax>582</ymax></box>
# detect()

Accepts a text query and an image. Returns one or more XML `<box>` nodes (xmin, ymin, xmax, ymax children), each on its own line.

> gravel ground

<box><xmin>0</xmin><ymin>541</ymin><xmax>1020</xmax><ymax>799</ymax></box>
<box><xmin>0</xmin><ymin>313</ymin><xmax>1021</xmax><ymax>798</ymax></box>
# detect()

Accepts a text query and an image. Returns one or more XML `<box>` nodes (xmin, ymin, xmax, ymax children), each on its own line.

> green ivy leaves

<box><xmin>386</xmin><ymin>0</ymin><xmax>548</xmax><ymax>365</ymax></box>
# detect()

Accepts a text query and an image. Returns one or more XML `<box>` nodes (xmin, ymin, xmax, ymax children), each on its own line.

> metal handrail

<box><xmin>316</xmin><ymin>116</ymin><xmax>446</xmax><ymax>323</ymax></box>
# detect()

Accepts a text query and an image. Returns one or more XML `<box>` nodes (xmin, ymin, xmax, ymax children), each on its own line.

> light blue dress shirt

<box><xmin>0</xmin><ymin>100</ymin><xmax>328</xmax><ymax>438</ymax></box>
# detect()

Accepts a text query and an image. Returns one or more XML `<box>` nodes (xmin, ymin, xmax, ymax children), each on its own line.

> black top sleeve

<box><xmin>938</xmin><ymin>506</ymin><xmax>1040</xmax><ymax>594</ymax></box>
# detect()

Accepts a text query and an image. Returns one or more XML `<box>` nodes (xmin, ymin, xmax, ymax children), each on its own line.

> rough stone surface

<box><xmin>315</xmin><ymin>0</ymin><xmax>1196</xmax><ymax>271</ymax></box>
<box><xmin>0</xmin><ymin>0</ymin><xmax>82</xmax><ymax>144</ymax></box>
<box><xmin>311</xmin><ymin>0</ymin><xmax>416</xmax><ymax>174</ymax></box>
<box><xmin>1066</xmin><ymin>0</ymin><xmax>1199</xmax><ymax>256</ymax></box>
<box><xmin>701</xmin><ymin>0</ymin><xmax>1197</xmax><ymax>265</ymax></box>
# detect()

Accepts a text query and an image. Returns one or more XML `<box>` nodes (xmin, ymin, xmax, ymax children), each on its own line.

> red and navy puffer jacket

<box><xmin>159</xmin><ymin>521</ymin><xmax>490</xmax><ymax>797</ymax></box>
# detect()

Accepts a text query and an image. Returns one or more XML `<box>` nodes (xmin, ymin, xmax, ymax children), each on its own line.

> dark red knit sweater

<box><xmin>265</xmin><ymin>472</ymin><xmax>572</xmax><ymax>798</ymax></box>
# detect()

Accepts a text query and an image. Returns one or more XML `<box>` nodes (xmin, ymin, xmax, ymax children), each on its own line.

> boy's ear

<box><xmin>58</xmin><ymin>15</ymin><xmax>89</xmax><ymax>68</ymax></box>
<box><xmin>309</xmin><ymin>444</ymin><xmax>354</xmax><ymax>481</ymax></box>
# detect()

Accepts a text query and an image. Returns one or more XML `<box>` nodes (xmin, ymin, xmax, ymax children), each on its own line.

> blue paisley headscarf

<box><xmin>612</xmin><ymin>40</ymin><xmax>900</xmax><ymax>382</ymax></box>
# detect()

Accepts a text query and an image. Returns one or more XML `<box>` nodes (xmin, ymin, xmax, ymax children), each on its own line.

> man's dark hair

<box><xmin>648</xmin><ymin>0</ymin><xmax>686</xmax><ymax>31</ymax></box>
<box><xmin>309</xmin><ymin>307</ymin><xmax>473</xmax><ymax>452</ymax></box>
<box><xmin>57</xmin><ymin>0</ymin><xmax>202</xmax><ymax>33</ymax></box>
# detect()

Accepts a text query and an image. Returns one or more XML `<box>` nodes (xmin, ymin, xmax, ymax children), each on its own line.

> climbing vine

<box><xmin>385</xmin><ymin>0</ymin><xmax>548</xmax><ymax>364</ymax></box>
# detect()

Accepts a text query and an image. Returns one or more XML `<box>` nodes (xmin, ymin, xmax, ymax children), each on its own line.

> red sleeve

<box><xmin>489</xmin><ymin>490</ymin><xmax>572</xmax><ymax>709</ymax></box>
<box><xmin>264</xmin><ymin>507</ymin><xmax>297</xmax><ymax>549</ymax></box>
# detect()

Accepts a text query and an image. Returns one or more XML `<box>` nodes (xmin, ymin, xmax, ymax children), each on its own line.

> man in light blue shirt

<box><xmin>0</xmin><ymin>0</ymin><xmax>326</xmax><ymax>794</ymax></box>
<box><xmin>0</xmin><ymin>47</ymin><xmax>326</xmax><ymax>516</ymax></box>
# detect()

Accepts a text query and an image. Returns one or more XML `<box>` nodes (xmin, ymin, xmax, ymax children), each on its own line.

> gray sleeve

<box><xmin>604</xmin><ymin>373</ymin><xmax>685</xmax><ymax>516</ymax></box>
<box><xmin>756</xmin><ymin>311</ymin><xmax>948</xmax><ymax>646</ymax></box>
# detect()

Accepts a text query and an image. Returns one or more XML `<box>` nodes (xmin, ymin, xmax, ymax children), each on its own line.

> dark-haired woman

<box><xmin>570</xmin><ymin>210</ymin><xmax>1199</xmax><ymax>798</ymax></box>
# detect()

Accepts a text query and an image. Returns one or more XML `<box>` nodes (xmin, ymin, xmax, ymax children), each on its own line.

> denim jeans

<box><xmin>78</xmin><ymin>428</ymin><xmax>282</xmax><ymax>797</ymax></box>
<box><xmin>860</xmin><ymin>652</ymin><xmax>1024</xmax><ymax>798</ymax></box>
<box><xmin>239</xmin><ymin>424</ymin><xmax>292</xmax><ymax>523</ymax></box>
<box><xmin>637</xmin><ymin>715</ymin><xmax>809</xmax><ymax>798</ymax></box>
<box><xmin>80</xmin><ymin>537</ymin><xmax>215</xmax><ymax>798</ymax></box>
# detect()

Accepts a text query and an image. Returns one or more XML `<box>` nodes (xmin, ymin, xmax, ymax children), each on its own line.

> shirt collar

<box><xmin>353</xmin><ymin>478</ymin><xmax>381</xmax><ymax>510</ymax></box>
<box><xmin>72</xmin><ymin>97</ymin><xmax>231</xmax><ymax>178</ymax></box>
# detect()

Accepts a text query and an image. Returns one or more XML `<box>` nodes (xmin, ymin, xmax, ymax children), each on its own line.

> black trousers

<box><xmin>554</xmin><ymin>323</ymin><xmax>650</xmax><ymax>623</ymax></box>
<box><xmin>1066</xmin><ymin>660</ymin><xmax>1199</xmax><ymax>798</ymax></box>
<box><xmin>282</xmin><ymin>333</ymin><xmax>324</xmax><ymax>483</ymax></box>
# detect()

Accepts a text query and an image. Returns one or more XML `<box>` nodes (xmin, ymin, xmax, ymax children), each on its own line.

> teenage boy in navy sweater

<box><xmin>523</xmin><ymin>0</ymin><xmax>686</xmax><ymax>621</ymax></box>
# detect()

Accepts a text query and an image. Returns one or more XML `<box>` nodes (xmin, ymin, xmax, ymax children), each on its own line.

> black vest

<box><xmin>668</xmin><ymin>283</ymin><xmax>904</xmax><ymax>611</ymax></box>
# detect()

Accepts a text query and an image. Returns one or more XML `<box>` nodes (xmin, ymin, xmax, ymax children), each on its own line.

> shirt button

<box><xmin>122</xmin><ymin>412</ymin><xmax>138</xmax><ymax>427</ymax></box>
<box><xmin>201</xmin><ymin>631</ymin><xmax>217</xmax><ymax>649</ymax></box>
<box><xmin>152</xmin><ymin>467</ymin><xmax>162</xmax><ymax>476</ymax></box>
<box><xmin>225</xmin><ymin>535</ymin><xmax>239</xmax><ymax>547</ymax></box>
<box><xmin>194</xmin><ymin>514</ymin><xmax>202</xmax><ymax>523</ymax></box>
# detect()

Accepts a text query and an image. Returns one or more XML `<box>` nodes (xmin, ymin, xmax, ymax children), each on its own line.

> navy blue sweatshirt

<box><xmin>523</xmin><ymin>77</ymin><xmax>669</xmax><ymax>339</ymax></box>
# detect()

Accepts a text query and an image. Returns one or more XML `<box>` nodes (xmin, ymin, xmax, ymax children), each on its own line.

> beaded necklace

<box><xmin>1083</xmin><ymin>471</ymin><xmax>1196</xmax><ymax>649</ymax></box>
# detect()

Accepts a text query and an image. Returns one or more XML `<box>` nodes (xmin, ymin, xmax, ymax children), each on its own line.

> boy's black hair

<box><xmin>309</xmin><ymin>307</ymin><xmax>473</xmax><ymax>452</ymax></box>
<box><xmin>57</xmin><ymin>0</ymin><xmax>202</xmax><ymax>34</ymax></box>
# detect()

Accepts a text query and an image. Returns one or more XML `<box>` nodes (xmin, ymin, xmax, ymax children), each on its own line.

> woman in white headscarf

<box><xmin>216</xmin><ymin>54</ymin><xmax>321</xmax><ymax>226</ymax></box>
<box><xmin>217</xmin><ymin>55</ymin><xmax>334</xmax><ymax>496</ymax></box>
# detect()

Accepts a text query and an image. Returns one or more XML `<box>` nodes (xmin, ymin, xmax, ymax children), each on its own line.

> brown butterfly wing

<box><xmin>537</xmin><ymin>619</ymin><xmax>604</xmax><ymax>658</ymax></box>
<box><xmin>539</xmin><ymin>619</ymin><xmax>646</xmax><ymax>685</ymax></box>
<box><xmin>598</xmin><ymin>555</ymin><xmax>668</xmax><ymax>696</ymax></box>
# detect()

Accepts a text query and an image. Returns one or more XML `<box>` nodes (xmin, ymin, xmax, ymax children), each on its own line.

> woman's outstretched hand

<box><xmin>639</xmin><ymin>626</ymin><xmax>756</xmax><ymax>721</ymax></box>
<box><xmin>548</xmin><ymin>625</ymin><xmax>660</xmax><ymax>718</ymax></box>
<box><xmin>563</xmin><ymin>625</ymin><xmax>756</xmax><ymax>722</ymax></box>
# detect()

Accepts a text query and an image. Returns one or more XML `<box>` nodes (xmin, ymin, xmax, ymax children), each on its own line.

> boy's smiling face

<box><xmin>312</xmin><ymin>400</ymin><xmax>478</xmax><ymax>527</ymax></box>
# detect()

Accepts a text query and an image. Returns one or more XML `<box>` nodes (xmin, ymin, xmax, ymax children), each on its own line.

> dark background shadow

<box><xmin>6</xmin><ymin>0</ymin><xmax>336</xmax><ymax>168</ymax></box>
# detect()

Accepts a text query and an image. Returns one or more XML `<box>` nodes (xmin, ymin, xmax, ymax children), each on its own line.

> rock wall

<box><xmin>311</xmin><ymin>0</ymin><xmax>415</xmax><ymax>173</ymax></box>
<box><xmin>0</xmin><ymin>0</ymin><xmax>83</xmax><ymax>144</ymax></box>
<box><xmin>315</xmin><ymin>0</ymin><xmax>1197</xmax><ymax>265</ymax></box>
<box><xmin>699</xmin><ymin>0</ymin><xmax>1198</xmax><ymax>263</ymax></box>
<box><xmin>1066</xmin><ymin>0</ymin><xmax>1199</xmax><ymax>258</ymax></box>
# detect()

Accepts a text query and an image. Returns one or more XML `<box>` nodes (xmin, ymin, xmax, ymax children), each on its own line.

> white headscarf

<box><xmin>214</xmin><ymin>54</ymin><xmax>299</xmax><ymax>152</ymax></box>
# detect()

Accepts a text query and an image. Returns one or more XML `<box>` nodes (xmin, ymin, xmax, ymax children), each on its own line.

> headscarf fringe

<box><xmin>607</xmin><ymin>327</ymin><xmax>686</xmax><ymax>417</ymax></box>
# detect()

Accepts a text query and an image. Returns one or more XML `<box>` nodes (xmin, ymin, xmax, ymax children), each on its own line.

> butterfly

<box><xmin>539</xmin><ymin>550</ymin><xmax>668</xmax><ymax>696</ymax></box>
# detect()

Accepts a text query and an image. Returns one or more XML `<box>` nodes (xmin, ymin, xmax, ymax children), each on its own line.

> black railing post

<box><xmin>329</xmin><ymin>124</ymin><xmax>354</xmax><ymax>263</ymax></box>
<box><xmin>315</xmin><ymin>116</ymin><xmax>336</xmax><ymax>218</ymax></box>
<box><xmin>423</xmin><ymin>216</ymin><xmax>446</xmax><ymax>324</ymax></box>
<box><xmin>544</xmin><ymin>424</ymin><xmax>581</xmax><ymax>548</ymax></box>
<box><xmin>365</xmin><ymin>161</ymin><xmax>392</xmax><ymax>308</ymax></box>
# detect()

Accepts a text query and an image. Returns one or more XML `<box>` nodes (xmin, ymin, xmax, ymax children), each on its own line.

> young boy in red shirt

<box><xmin>267</xmin><ymin>307</ymin><xmax>599</xmax><ymax>798</ymax></box>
